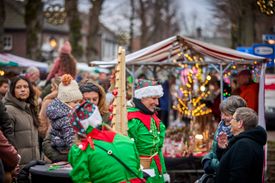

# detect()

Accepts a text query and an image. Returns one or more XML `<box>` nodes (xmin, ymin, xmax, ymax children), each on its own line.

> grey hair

<box><xmin>26</xmin><ymin>66</ymin><xmax>39</xmax><ymax>74</ymax></box>
<box><xmin>219</xmin><ymin>95</ymin><xmax>247</xmax><ymax>115</ymax></box>
<box><xmin>234</xmin><ymin>107</ymin><xmax>258</xmax><ymax>130</ymax></box>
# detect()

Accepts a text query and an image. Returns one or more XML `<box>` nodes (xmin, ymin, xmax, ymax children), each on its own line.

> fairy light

<box><xmin>257</xmin><ymin>0</ymin><xmax>274</xmax><ymax>16</ymax></box>
<box><xmin>44</xmin><ymin>4</ymin><xmax>67</xmax><ymax>25</ymax></box>
<box><xmin>173</xmin><ymin>48</ymin><xmax>212</xmax><ymax>121</ymax></box>
<box><xmin>0</xmin><ymin>70</ymin><xmax>5</xmax><ymax>76</ymax></box>
<box><xmin>195</xmin><ymin>134</ymin><xmax>203</xmax><ymax>140</ymax></box>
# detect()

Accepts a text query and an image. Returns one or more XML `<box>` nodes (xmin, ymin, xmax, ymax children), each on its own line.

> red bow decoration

<box><xmin>80</xmin><ymin>136</ymin><xmax>95</xmax><ymax>151</ymax></box>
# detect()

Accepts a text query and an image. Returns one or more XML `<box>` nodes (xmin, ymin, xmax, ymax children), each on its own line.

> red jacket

<box><xmin>0</xmin><ymin>130</ymin><xmax>19</xmax><ymax>171</ymax></box>
<box><xmin>240</xmin><ymin>82</ymin><xmax>259</xmax><ymax>113</ymax></box>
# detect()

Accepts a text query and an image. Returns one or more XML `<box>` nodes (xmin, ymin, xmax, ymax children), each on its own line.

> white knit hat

<box><xmin>57</xmin><ymin>74</ymin><xmax>83</xmax><ymax>103</ymax></box>
<box><xmin>134</xmin><ymin>79</ymin><xmax>163</xmax><ymax>99</ymax></box>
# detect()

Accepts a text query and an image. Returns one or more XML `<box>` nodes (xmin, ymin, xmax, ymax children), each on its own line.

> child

<box><xmin>46</xmin><ymin>74</ymin><xmax>83</xmax><ymax>154</ymax></box>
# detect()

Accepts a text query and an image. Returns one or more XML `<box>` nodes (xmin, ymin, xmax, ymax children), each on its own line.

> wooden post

<box><xmin>111</xmin><ymin>47</ymin><xmax>128</xmax><ymax>135</ymax></box>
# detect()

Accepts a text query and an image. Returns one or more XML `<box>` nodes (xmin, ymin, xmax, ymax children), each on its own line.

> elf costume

<box><xmin>68</xmin><ymin>100</ymin><xmax>145</xmax><ymax>183</ymax></box>
<box><xmin>127</xmin><ymin>79</ymin><xmax>168</xmax><ymax>183</ymax></box>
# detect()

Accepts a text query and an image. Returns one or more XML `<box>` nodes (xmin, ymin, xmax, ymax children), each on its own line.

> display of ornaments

<box><xmin>44</xmin><ymin>4</ymin><xmax>67</xmax><ymax>25</ymax></box>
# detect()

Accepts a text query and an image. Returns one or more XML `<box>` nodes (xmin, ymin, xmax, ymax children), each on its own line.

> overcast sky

<box><xmin>178</xmin><ymin>0</ymin><xmax>215</xmax><ymax>36</ymax></box>
<box><xmin>49</xmin><ymin>0</ymin><xmax>215</xmax><ymax>36</ymax></box>
<box><xmin>99</xmin><ymin>0</ymin><xmax>215</xmax><ymax>36</ymax></box>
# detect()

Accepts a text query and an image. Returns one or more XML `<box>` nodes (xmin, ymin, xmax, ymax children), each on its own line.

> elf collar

<box><xmin>79</xmin><ymin>128</ymin><xmax>116</xmax><ymax>151</ymax></box>
<box><xmin>127</xmin><ymin>110</ymin><xmax>160</xmax><ymax>131</ymax></box>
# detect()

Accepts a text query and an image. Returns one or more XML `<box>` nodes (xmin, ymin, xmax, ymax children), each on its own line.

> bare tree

<box><xmin>211</xmin><ymin>0</ymin><xmax>275</xmax><ymax>48</ymax></box>
<box><xmin>65</xmin><ymin>0</ymin><xmax>83</xmax><ymax>59</ymax></box>
<box><xmin>129</xmin><ymin>0</ymin><xmax>135</xmax><ymax>52</ymax></box>
<box><xmin>25</xmin><ymin>0</ymin><xmax>43</xmax><ymax>59</ymax></box>
<box><xmin>137</xmin><ymin>0</ymin><xmax>180</xmax><ymax>48</ymax></box>
<box><xmin>0</xmin><ymin>0</ymin><xmax>5</xmax><ymax>52</ymax></box>
<box><xmin>138</xmin><ymin>0</ymin><xmax>151</xmax><ymax>47</ymax></box>
<box><xmin>163</xmin><ymin>0</ymin><xmax>180</xmax><ymax>37</ymax></box>
<box><xmin>86</xmin><ymin>0</ymin><xmax>104</xmax><ymax>61</ymax></box>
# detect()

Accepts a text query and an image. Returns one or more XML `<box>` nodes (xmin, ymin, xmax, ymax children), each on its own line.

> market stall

<box><xmin>0</xmin><ymin>53</ymin><xmax>48</xmax><ymax>69</ymax></box>
<box><xmin>90</xmin><ymin>35</ymin><xmax>267</xmax><ymax>129</ymax></box>
<box><xmin>90</xmin><ymin>35</ymin><xmax>267</xmax><ymax>182</ymax></box>
<box><xmin>0</xmin><ymin>53</ymin><xmax>48</xmax><ymax>77</ymax></box>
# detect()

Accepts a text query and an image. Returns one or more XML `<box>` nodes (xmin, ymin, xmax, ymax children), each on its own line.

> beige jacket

<box><xmin>3</xmin><ymin>93</ymin><xmax>40</xmax><ymax>167</ymax></box>
<box><xmin>38</xmin><ymin>91</ymin><xmax>57</xmax><ymax>138</ymax></box>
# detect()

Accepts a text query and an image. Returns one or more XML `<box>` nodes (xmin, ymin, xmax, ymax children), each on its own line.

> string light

<box><xmin>257</xmin><ymin>0</ymin><xmax>274</xmax><ymax>16</ymax></box>
<box><xmin>44</xmin><ymin>4</ymin><xmax>67</xmax><ymax>25</ymax></box>
<box><xmin>0</xmin><ymin>70</ymin><xmax>4</xmax><ymax>76</ymax></box>
<box><xmin>176</xmin><ymin>64</ymin><xmax>212</xmax><ymax>119</ymax></box>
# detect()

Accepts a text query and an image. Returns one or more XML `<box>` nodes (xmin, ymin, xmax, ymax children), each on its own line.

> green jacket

<box><xmin>201</xmin><ymin>129</ymin><xmax>220</xmax><ymax>172</ymax></box>
<box><xmin>68</xmin><ymin>127</ymin><xmax>143</xmax><ymax>183</ymax></box>
<box><xmin>127</xmin><ymin>107</ymin><xmax>166</xmax><ymax>183</ymax></box>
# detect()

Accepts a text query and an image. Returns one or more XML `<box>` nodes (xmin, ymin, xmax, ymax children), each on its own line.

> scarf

<box><xmin>133</xmin><ymin>98</ymin><xmax>155</xmax><ymax>115</ymax></box>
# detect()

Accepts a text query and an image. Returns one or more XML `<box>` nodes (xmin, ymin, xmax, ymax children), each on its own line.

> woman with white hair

<box><xmin>216</xmin><ymin>107</ymin><xmax>267</xmax><ymax>183</ymax></box>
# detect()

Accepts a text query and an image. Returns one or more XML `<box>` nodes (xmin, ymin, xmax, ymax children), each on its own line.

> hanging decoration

<box><xmin>173</xmin><ymin>65</ymin><xmax>212</xmax><ymax>119</ymax></box>
<box><xmin>257</xmin><ymin>0</ymin><xmax>275</xmax><ymax>16</ymax></box>
<box><xmin>44</xmin><ymin>4</ymin><xmax>67</xmax><ymax>25</ymax></box>
<box><xmin>163</xmin><ymin>43</ymin><xmax>214</xmax><ymax>157</ymax></box>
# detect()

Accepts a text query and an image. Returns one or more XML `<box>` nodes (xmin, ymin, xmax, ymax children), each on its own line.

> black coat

<box><xmin>216</xmin><ymin>126</ymin><xmax>267</xmax><ymax>183</ymax></box>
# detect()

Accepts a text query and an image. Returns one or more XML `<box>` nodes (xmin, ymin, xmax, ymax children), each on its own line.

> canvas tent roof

<box><xmin>90</xmin><ymin>35</ymin><xmax>267</xmax><ymax>130</ymax></box>
<box><xmin>0</xmin><ymin>53</ymin><xmax>48</xmax><ymax>69</ymax></box>
<box><xmin>90</xmin><ymin>35</ymin><xmax>266</xmax><ymax>66</ymax></box>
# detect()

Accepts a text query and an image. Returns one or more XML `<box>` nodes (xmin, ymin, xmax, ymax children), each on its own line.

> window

<box><xmin>3</xmin><ymin>35</ymin><xmax>13</xmax><ymax>51</ymax></box>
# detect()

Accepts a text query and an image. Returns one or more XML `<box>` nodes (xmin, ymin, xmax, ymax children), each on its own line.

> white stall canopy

<box><xmin>90</xmin><ymin>35</ymin><xmax>266</xmax><ymax>66</ymax></box>
<box><xmin>0</xmin><ymin>53</ymin><xmax>48</xmax><ymax>69</ymax></box>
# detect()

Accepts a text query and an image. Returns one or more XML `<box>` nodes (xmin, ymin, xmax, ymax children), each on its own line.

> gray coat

<box><xmin>3</xmin><ymin>92</ymin><xmax>40</xmax><ymax>166</ymax></box>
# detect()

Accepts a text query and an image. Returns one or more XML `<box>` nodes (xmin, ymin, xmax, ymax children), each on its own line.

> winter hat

<box><xmin>79</xmin><ymin>81</ymin><xmax>101</xmax><ymax>94</ymax></box>
<box><xmin>134</xmin><ymin>79</ymin><xmax>164</xmax><ymax>99</ymax></box>
<box><xmin>70</xmin><ymin>100</ymin><xmax>102</xmax><ymax>135</ymax></box>
<box><xmin>57</xmin><ymin>74</ymin><xmax>83</xmax><ymax>103</ymax></box>
<box><xmin>60</xmin><ymin>41</ymin><xmax>72</xmax><ymax>54</ymax></box>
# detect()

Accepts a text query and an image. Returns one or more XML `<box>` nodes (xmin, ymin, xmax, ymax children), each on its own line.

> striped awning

<box><xmin>90</xmin><ymin>35</ymin><xmax>266</xmax><ymax>66</ymax></box>
<box><xmin>0</xmin><ymin>53</ymin><xmax>48</xmax><ymax>69</ymax></box>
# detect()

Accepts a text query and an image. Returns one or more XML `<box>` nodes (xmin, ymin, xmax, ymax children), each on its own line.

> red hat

<box><xmin>60</xmin><ymin>41</ymin><xmax>72</xmax><ymax>54</ymax></box>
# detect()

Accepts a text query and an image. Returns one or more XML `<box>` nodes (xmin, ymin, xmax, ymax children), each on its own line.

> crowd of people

<box><xmin>0</xmin><ymin>41</ymin><xmax>267</xmax><ymax>183</ymax></box>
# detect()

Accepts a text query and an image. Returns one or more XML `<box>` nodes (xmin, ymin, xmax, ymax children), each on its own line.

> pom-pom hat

<box><xmin>57</xmin><ymin>74</ymin><xmax>83</xmax><ymax>103</ymax></box>
<box><xmin>134</xmin><ymin>79</ymin><xmax>164</xmax><ymax>99</ymax></box>
<box><xmin>70</xmin><ymin>100</ymin><xmax>102</xmax><ymax>135</ymax></box>
<box><xmin>60</xmin><ymin>41</ymin><xmax>72</xmax><ymax>54</ymax></box>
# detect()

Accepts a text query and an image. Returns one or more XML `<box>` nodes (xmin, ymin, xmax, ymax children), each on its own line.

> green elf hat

<box><xmin>134</xmin><ymin>79</ymin><xmax>164</xmax><ymax>99</ymax></box>
<box><xmin>70</xmin><ymin>100</ymin><xmax>102</xmax><ymax>136</ymax></box>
